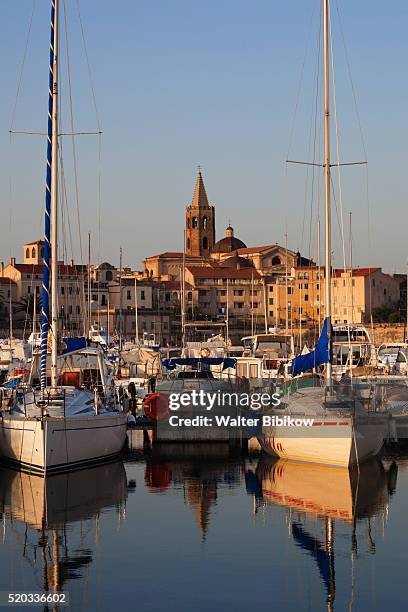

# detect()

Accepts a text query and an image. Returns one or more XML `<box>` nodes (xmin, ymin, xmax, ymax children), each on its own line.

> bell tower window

<box><xmin>192</xmin><ymin>217</ymin><xmax>198</xmax><ymax>228</ymax></box>
<box><xmin>202</xmin><ymin>237</ymin><xmax>208</xmax><ymax>250</ymax></box>
<box><xmin>202</xmin><ymin>216</ymin><xmax>207</xmax><ymax>229</ymax></box>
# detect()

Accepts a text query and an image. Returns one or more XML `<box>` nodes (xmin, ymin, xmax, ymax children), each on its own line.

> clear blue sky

<box><xmin>0</xmin><ymin>1</ymin><xmax>407</xmax><ymax>272</ymax></box>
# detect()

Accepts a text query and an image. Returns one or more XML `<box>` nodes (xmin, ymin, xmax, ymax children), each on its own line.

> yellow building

<box><xmin>266</xmin><ymin>266</ymin><xmax>400</xmax><ymax>326</ymax></box>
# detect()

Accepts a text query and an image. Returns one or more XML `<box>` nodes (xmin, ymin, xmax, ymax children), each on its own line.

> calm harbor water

<box><xmin>0</xmin><ymin>444</ymin><xmax>406</xmax><ymax>611</ymax></box>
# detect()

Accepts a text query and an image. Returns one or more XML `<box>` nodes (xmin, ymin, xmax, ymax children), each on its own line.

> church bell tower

<box><xmin>185</xmin><ymin>170</ymin><xmax>215</xmax><ymax>256</ymax></box>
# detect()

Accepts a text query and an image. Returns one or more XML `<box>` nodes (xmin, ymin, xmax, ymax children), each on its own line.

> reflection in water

<box><xmin>144</xmin><ymin>444</ymin><xmax>242</xmax><ymax>541</ymax></box>
<box><xmin>246</xmin><ymin>457</ymin><xmax>398</xmax><ymax>611</ymax></box>
<box><xmin>0</xmin><ymin>446</ymin><xmax>405</xmax><ymax>611</ymax></box>
<box><xmin>0</xmin><ymin>462</ymin><xmax>128</xmax><ymax>597</ymax></box>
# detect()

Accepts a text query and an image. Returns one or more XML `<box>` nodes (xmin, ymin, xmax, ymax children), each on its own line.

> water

<box><xmin>0</xmin><ymin>444</ymin><xmax>406</xmax><ymax>611</ymax></box>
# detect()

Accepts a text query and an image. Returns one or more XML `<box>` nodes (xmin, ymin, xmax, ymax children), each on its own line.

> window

<box><xmin>372</xmin><ymin>279</ymin><xmax>375</xmax><ymax>287</ymax></box>
<box><xmin>163</xmin><ymin>322</ymin><xmax>168</xmax><ymax>330</ymax></box>
<box><xmin>25</xmin><ymin>248</ymin><xmax>30</xmax><ymax>259</ymax></box>
<box><xmin>31</xmin><ymin>248</ymin><xmax>35</xmax><ymax>258</ymax></box>
<box><xmin>298</xmin><ymin>273</ymin><xmax>303</xmax><ymax>279</ymax></box>
<box><xmin>61</xmin><ymin>286</ymin><xmax>64</xmax><ymax>295</ymax></box>
<box><xmin>298</xmin><ymin>283</ymin><xmax>302</xmax><ymax>289</ymax></box>
<box><xmin>76</xmin><ymin>287</ymin><xmax>80</xmax><ymax>294</ymax></box>
<box><xmin>271</xmin><ymin>256</ymin><xmax>281</xmax><ymax>265</ymax></box>
<box><xmin>333</xmin><ymin>280</ymin><xmax>337</xmax><ymax>287</ymax></box>
<box><xmin>106</xmin><ymin>270</ymin><xmax>113</xmax><ymax>281</ymax></box>
<box><xmin>234</xmin><ymin>302</ymin><xmax>243</xmax><ymax>309</ymax></box>
<box><xmin>304</xmin><ymin>294</ymin><xmax>309</xmax><ymax>301</ymax></box>
<box><xmin>202</xmin><ymin>237</ymin><xmax>208</xmax><ymax>250</ymax></box>
<box><xmin>187</xmin><ymin>291</ymin><xmax>192</xmax><ymax>301</ymax></box>
<box><xmin>202</xmin><ymin>216</ymin><xmax>207</xmax><ymax>229</ymax></box>
<box><xmin>352</xmin><ymin>279</ymin><xmax>355</xmax><ymax>287</ymax></box>
<box><xmin>253</xmin><ymin>302</ymin><xmax>259</xmax><ymax>308</ymax></box>
<box><xmin>343</xmin><ymin>279</ymin><xmax>346</xmax><ymax>287</ymax></box>
<box><xmin>233</xmin><ymin>290</ymin><xmax>243</xmax><ymax>296</ymax></box>
<box><xmin>269</xmin><ymin>298</ymin><xmax>274</xmax><ymax>305</ymax></box>
<box><xmin>316</xmin><ymin>283</ymin><xmax>320</xmax><ymax>290</ymax></box>
<box><xmin>287</xmin><ymin>287</ymin><xmax>292</xmax><ymax>295</ymax></box>
<box><xmin>192</xmin><ymin>217</ymin><xmax>198</xmax><ymax>228</ymax></box>
<box><xmin>186</xmin><ymin>238</ymin><xmax>190</xmax><ymax>251</ymax></box>
<box><xmin>304</xmin><ymin>283</ymin><xmax>308</xmax><ymax>290</ymax></box>
<box><xmin>141</xmin><ymin>291</ymin><xmax>145</xmax><ymax>300</ymax></box>
<box><xmin>384</xmin><ymin>288</ymin><xmax>387</xmax><ymax>296</ymax></box>
<box><xmin>69</xmin><ymin>286</ymin><xmax>73</xmax><ymax>295</ymax></box>
<box><xmin>269</xmin><ymin>286</ymin><xmax>274</xmax><ymax>292</ymax></box>
<box><xmin>304</xmin><ymin>272</ymin><xmax>309</xmax><ymax>279</ymax></box>
<box><xmin>165</xmin><ymin>292</ymin><xmax>170</xmax><ymax>302</ymax></box>
<box><xmin>92</xmin><ymin>294</ymin><xmax>97</xmax><ymax>301</ymax></box>
<box><xmin>101</xmin><ymin>294</ymin><xmax>106</xmax><ymax>306</ymax></box>
<box><xmin>76</xmin><ymin>306</ymin><xmax>80</xmax><ymax>314</ymax></box>
<box><xmin>150</xmin><ymin>322</ymin><xmax>154</xmax><ymax>330</ymax></box>
<box><xmin>127</xmin><ymin>290</ymin><xmax>131</xmax><ymax>300</ymax></box>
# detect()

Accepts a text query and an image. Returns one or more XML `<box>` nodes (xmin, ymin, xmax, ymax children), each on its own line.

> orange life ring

<box><xmin>143</xmin><ymin>392</ymin><xmax>169</xmax><ymax>421</ymax></box>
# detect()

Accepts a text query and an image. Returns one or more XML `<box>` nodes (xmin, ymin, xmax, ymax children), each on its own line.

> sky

<box><xmin>0</xmin><ymin>0</ymin><xmax>407</xmax><ymax>272</ymax></box>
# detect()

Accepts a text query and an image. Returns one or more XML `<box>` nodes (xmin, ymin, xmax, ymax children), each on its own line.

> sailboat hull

<box><xmin>0</xmin><ymin>413</ymin><xmax>127</xmax><ymax>475</ymax></box>
<box><xmin>258</xmin><ymin>417</ymin><xmax>385</xmax><ymax>467</ymax></box>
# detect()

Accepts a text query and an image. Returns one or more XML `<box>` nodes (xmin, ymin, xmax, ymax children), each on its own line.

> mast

<box><xmin>50</xmin><ymin>0</ymin><xmax>59</xmax><ymax>389</ymax></box>
<box><xmin>181</xmin><ymin>230</ymin><xmax>186</xmax><ymax>348</ymax></box>
<box><xmin>88</xmin><ymin>232</ymin><xmax>91</xmax><ymax>335</ymax></box>
<box><xmin>41</xmin><ymin>0</ymin><xmax>58</xmax><ymax>391</ymax></box>
<box><xmin>285</xmin><ymin>231</ymin><xmax>289</xmax><ymax>335</ymax></box>
<box><xmin>323</xmin><ymin>0</ymin><xmax>332</xmax><ymax>383</ymax></box>
<box><xmin>119</xmin><ymin>247</ymin><xmax>123</xmax><ymax>350</ymax></box>
<box><xmin>349</xmin><ymin>211</ymin><xmax>354</xmax><ymax>322</ymax></box>
<box><xmin>251</xmin><ymin>270</ymin><xmax>254</xmax><ymax>336</ymax></box>
<box><xmin>134</xmin><ymin>276</ymin><xmax>139</xmax><ymax>344</ymax></box>
<box><xmin>226</xmin><ymin>278</ymin><xmax>229</xmax><ymax>343</ymax></box>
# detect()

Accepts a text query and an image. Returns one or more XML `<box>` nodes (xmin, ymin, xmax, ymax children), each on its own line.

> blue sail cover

<box><xmin>290</xmin><ymin>317</ymin><xmax>332</xmax><ymax>377</ymax></box>
<box><xmin>162</xmin><ymin>357</ymin><xmax>237</xmax><ymax>371</ymax></box>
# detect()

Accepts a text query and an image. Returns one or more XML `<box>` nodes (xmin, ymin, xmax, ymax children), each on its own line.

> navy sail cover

<box><xmin>290</xmin><ymin>317</ymin><xmax>332</xmax><ymax>377</ymax></box>
<box><xmin>162</xmin><ymin>357</ymin><xmax>237</xmax><ymax>371</ymax></box>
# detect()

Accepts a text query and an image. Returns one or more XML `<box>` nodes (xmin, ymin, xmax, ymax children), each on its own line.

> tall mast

<box><xmin>134</xmin><ymin>276</ymin><xmax>139</xmax><ymax>344</ymax></box>
<box><xmin>41</xmin><ymin>0</ymin><xmax>58</xmax><ymax>391</ymax></box>
<box><xmin>50</xmin><ymin>0</ymin><xmax>59</xmax><ymax>388</ymax></box>
<box><xmin>119</xmin><ymin>247</ymin><xmax>123</xmax><ymax>350</ymax></box>
<box><xmin>285</xmin><ymin>231</ymin><xmax>289</xmax><ymax>335</ymax></box>
<box><xmin>88</xmin><ymin>232</ymin><xmax>91</xmax><ymax>335</ymax></box>
<box><xmin>226</xmin><ymin>278</ymin><xmax>229</xmax><ymax>343</ymax></box>
<box><xmin>349</xmin><ymin>211</ymin><xmax>354</xmax><ymax>322</ymax></box>
<box><xmin>323</xmin><ymin>0</ymin><xmax>332</xmax><ymax>383</ymax></box>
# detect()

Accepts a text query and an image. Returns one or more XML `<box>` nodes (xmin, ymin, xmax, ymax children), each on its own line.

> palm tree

<box><xmin>14</xmin><ymin>293</ymin><xmax>42</xmax><ymax>327</ymax></box>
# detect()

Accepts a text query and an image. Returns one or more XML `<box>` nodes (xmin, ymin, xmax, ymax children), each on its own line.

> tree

<box><xmin>14</xmin><ymin>294</ymin><xmax>42</xmax><ymax>325</ymax></box>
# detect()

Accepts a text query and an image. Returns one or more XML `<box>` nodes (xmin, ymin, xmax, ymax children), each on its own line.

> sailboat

<box><xmin>0</xmin><ymin>0</ymin><xmax>127</xmax><ymax>474</ymax></box>
<box><xmin>257</xmin><ymin>0</ymin><xmax>386</xmax><ymax>466</ymax></box>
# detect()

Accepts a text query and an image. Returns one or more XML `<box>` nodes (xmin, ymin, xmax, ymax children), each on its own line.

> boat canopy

<box><xmin>162</xmin><ymin>357</ymin><xmax>237</xmax><ymax>371</ymax></box>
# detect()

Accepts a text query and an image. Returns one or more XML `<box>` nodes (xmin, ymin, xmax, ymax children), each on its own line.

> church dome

<box><xmin>212</xmin><ymin>225</ymin><xmax>247</xmax><ymax>255</ymax></box>
<box><xmin>219</xmin><ymin>253</ymin><xmax>253</xmax><ymax>269</ymax></box>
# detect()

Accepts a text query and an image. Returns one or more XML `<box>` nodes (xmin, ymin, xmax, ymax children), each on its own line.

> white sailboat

<box><xmin>257</xmin><ymin>0</ymin><xmax>386</xmax><ymax>467</ymax></box>
<box><xmin>0</xmin><ymin>0</ymin><xmax>126</xmax><ymax>474</ymax></box>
